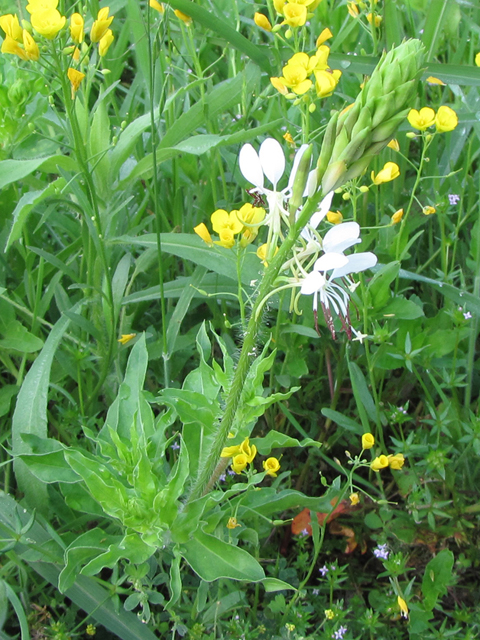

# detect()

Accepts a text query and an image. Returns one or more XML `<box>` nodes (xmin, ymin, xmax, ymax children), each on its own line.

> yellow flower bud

<box><xmin>174</xmin><ymin>9</ymin><xmax>192</xmax><ymax>25</ymax></box>
<box><xmin>387</xmin><ymin>453</ymin><xmax>405</xmax><ymax>470</ymax></box>
<box><xmin>254</xmin><ymin>12</ymin><xmax>272</xmax><ymax>31</ymax></box>
<box><xmin>342</xmin><ymin>192</ymin><xmax>351</xmax><ymax>201</ymax></box>
<box><xmin>387</xmin><ymin>138</ymin><xmax>400</xmax><ymax>151</ymax></box>
<box><xmin>370</xmin><ymin>455</ymin><xmax>389</xmax><ymax>471</ymax></box>
<box><xmin>423</xmin><ymin>205</ymin><xmax>436</xmax><ymax>215</ymax></box>
<box><xmin>226</xmin><ymin>517</ymin><xmax>241</xmax><ymax>529</ymax></box>
<box><xmin>118</xmin><ymin>333</ymin><xmax>136</xmax><ymax>345</ymax></box>
<box><xmin>23</xmin><ymin>29</ymin><xmax>39</xmax><ymax>60</ymax></box>
<box><xmin>397</xmin><ymin>596</ymin><xmax>409</xmax><ymax>619</ymax></box>
<box><xmin>194</xmin><ymin>222</ymin><xmax>213</xmax><ymax>246</ymax></box>
<box><xmin>391</xmin><ymin>208</ymin><xmax>404</xmax><ymax>224</ymax></box>
<box><xmin>98</xmin><ymin>29</ymin><xmax>114</xmax><ymax>56</ymax></box>
<box><xmin>476</xmin><ymin>52</ymin><xmax>480</xmax><ymax>67</ymax></box>
<box><xmin>362</xmin><ymin>433</ymin><xmax>375</xmax><ymax>449</ymax></box>
<box><xmin>90</xmin><ymin>7</ymin><xmax>114</xmax><ymax>43</ymax></box>
<box><xmin>67</xmin><ymin>67</ymin><xmax>85</xmax><ymax>94</ymax></box>
<box><xmin>371</xmin><ymin>162</ymin><xmax>400</xmax><ymax>185</ymax></box>
<box><xmin>366</xmin><ymin>12</ymin><xmax>382</xmax><ymax>27</ymax></box>
<box><xmin>426</xmin><ymin>76</ymin><xmax>445</xmax><ymax>86</ymax></box>
<box><xmin>316</xmin><ymin>27</ymin><xmax>332</xmax><ymax>47</ymax></box>
<box><xmin>327</xmin><ymin>210</ymin><xmax>343</xmax><ymax>224</ymax></box>
<box><xmin>359</xmin><ymin>185</ymin><xmax>369</xmax><ymax>193</ymax></box>
<box><xmin>349</xmin><ymin>492</ymin><xmax>360</xmax><ymax>506</ymax></box>
<box><xmin>149</xmin><ymin>0</ymin><xmax>164</xmax><ymax>13</ymax></box>
<box><xmin>263</xmin><ymin>457</ymin><xmax>281</xmax><ymax>477</ymax></box>
<box><xmin>407</xmin><ymin>107</ymin><xmax>435</xmax><ymax>131</ymax></box>
<box><xmin>435</xmin><ymin>105</ymin><xmax>458</xmax><ymax>133</ymax></box>
<box><xmin>283</xmin><ymin>131</ymin><xmax>295</xmax><ymax>145</ymax></box>
<box><xmin>70</xmin><ymin>12</ymin><xmax>84</xmax><ymax>43</ymax></box>
<box><xmin>347</xmin><ymin>1</ymin><xmax>359</xmax><ymax>17</ymax></box>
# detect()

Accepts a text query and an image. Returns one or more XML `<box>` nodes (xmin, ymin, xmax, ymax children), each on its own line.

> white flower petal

<box><xmin>303</xmin><ymin>169</ymin><xmax>318</xmax><ymax>197</ymax></box>
<box><xmin>309</xmin><ymin>191</ymin><xmax>334</xmax><ymax>230</ymax></box>
<box><xmin>259</xmin><ymin>138</ymin><xmax>285</xmax><ymax>188</ymax></box>
<box><xmin>314</xmin><ymin>252</ymin><xmax>348</xmax><ymax>272</ymax></box>
<box><xmin>288</xmin><ymin>144</ymin><xmax>310</xmax><ymax>191</ymax></box>
<box><xmin>300</xmin><ymin>270</ymin><xmax>324</xmax><ymax>295</ymax></box>
<box><xmin>331</xmin><ymin>252</ymin><xmax>378</xmax><ymax>279</ymax></box>
<box><xmin>323</xmin><ymin>221</ymin><xmax>361</xmax><ymax>254</ymax></box>
<box><xmin>239</xmin><ymin>143</ymin><xmax>264</xmax><ymax>189</ymax></box>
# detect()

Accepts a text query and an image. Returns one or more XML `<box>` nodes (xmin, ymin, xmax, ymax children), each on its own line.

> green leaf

<box><xmin>421</xmin><ymin>548</ymin><xmax>454</xmax><ymax>610</ymax></box>
<box><xmin>166</xmin><ymin>266</ymin><xmax>207</xmax><ymax>356</ymax></box>
<box><xmin>348</xmin><ymin>361</ymin><xmax>378</xmax><ymax>428</ymax></box>
<box><xmin>5</xmin><ymin>178</ymin><xmax>66</xmax><ymax>251</ymax></box>
<box><xmin>81</xmin><ymin>534</ymin><xmax>155</xmax><ymax>577</ymax></box>
<box><xmin>18</xmin><ymin>435</ymin><xmax>80</xmax><ymax>484</ymax></box>
<box><xmin>262</xmin><ymin>578</ymin><xmax>297</xmax><ymax>593</ymax></box>
<box><xmin>251</xmin><ymin>430</ymin><xmax>321</xmax><ymax>455</ymax></box>
<box><xmin>321</xmin><ymin>409</ymin><xmax>363</xmax><ymax>435</ymax></box>
<box><xmin>382</xmin><ymin>296</ymin><xmax>424</xmax><ymax>320</ymax></box>
<box><xmin>422</xmin><ymin>0</ymin><xmax>453</xmax><ymax>61</ymax></box>
<box><xmin>12</xmin><ymin>307</ymin><xmax>77</xmax><ymax>510</ymax></box>
<box><xmin>368</xmin><ymin>261</ymin><xmax>400</xmax><ymax>309</ymax></box>
<box><xmin>180</xmin><ymin>529</ymin><xmax>265</xmax><ymax>582</ymax></box>
<box><xmin>0</xmin><ymin>385</ymin><xmax>18</xmax><ymax>418</ymax></box>
<box><xmin>0</xmin><ymin>321</ymin><xmax>44</xmax><ymax>353</ymax></box>
<box><xmin>0</xmin><ymin>156</ymin><xmax>74</xmax><ymax>191</ymax></box>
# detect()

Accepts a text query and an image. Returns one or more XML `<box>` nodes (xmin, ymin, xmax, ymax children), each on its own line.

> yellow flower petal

<box><xmin>193</xmin><ymin>222</ymin><xmax>213</xmax><ymax>245</ymax></box>
<box><xmin>407</xmin><ymin>107</ymin><xmax>436</xmax><ymax>131</ymax></box>
<box><xmin>118</xmin><ymin>333</ymin><xmax>136</xmax><ymax>345</ymax></box>
<box><xmin>361</xmin><ymin>433</ymin><xmax>375</xmax><ymax>449</ymax></box>
<box><xmin>316</xmin><ymin>27</ymin><xmax>332</xmax><ymax>47</ymax></box>
<box><xmin>435</xmin><ymin>105</ymin><xmax>458</xmax><ymax>133</ymax></box>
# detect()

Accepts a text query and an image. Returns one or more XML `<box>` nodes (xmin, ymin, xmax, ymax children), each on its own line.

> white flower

<box><xmin>239</xmin><ymin>138</ymin><xmax>311</xmax><ymax>234</ymax></box>
<box><xmin>300</xmin><ymin>190</ymin><xmax>334</xmax><ymax>244</ymax></box>
<box><xmin>300</xmin><ymin>221</ymin><xmax>377</xmax><ymax>338</ymax></box>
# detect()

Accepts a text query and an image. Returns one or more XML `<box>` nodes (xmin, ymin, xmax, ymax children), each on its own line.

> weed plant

<box><xmin>0</xmin><ymin>0</ymin><xmax>480</xmax><ymax>639</ymax></box>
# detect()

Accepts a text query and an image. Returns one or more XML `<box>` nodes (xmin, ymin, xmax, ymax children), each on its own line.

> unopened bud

<box><xmin>112</xmin><ymin>135</ymin><xmax>118</xmax><ymax>145</ymax></box>
<box><xmin>285</xmin><ymin>28</ymin><xmax>292</xmax><ymax>38</ymax></box>
<box><xmin>309</xmin><ymin>103</ymin><xmax>316</xmax><ymax>113</ymax></box>
<box><xmin>359</xmin><ymin>185</ymin><xmax>369</xmax><ymax>193</ymax></box>
<box><xmin>406</xmin><ymin>131</ymin><xmax>416</xmax><ymax>139</ymax></box>
<box><xmin>121</xmin><ymin>120</ymin><xmax>127</xmax><ymax>130</ymax></box>
<box><xmin>342</xmin><ymin>192</ymin><xmax>351</xmax><ymax>201</ymax></box>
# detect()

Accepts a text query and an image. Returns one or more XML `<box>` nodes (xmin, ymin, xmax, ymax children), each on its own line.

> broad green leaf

<box><xmin>421</xmin><ymin>549</ymin><xmax>454</xmax><ymax>610</ymax></box>
<box><xmin>81</xmin><ymin>534</ymin><xmax>155</xmax><ymax>577</ymax></box>
<box><xmin>166</xmin><ymin>266</ymin><xmax>207</xmax><ymax>356</ymax></box>
<box><xmin>180</xmin><ymin>529</ymin><xmax>265</xmax><ymax>582</ymax></box>
<box><xmin>122</xmin><ymin>273</ymin><xmax>240</xmax><ymax>304</ymax></box>
<box><xmin>5</xmin><ymin>178</ymin><xmax>66</xmax><ymax>250</ymax></box>
<box><xmin>1</xmin><ymin>581</ymin><xmax>30</xmax><ymax>640</ymax></box>
<box><xmin>422</xmin><ymin>0</ymin><xmax>453</xmax><ymax>61</ymax></box>
<box><xmin>382</xmin><ymin>297</ymin><xmax>424</xmax><ymax>320</ymax></box>
<box><xmin>18</xmin><ymin>435</ymin><xmax>80</xmax><ymax>484</ymax></box>
<box><xmin>0</xmin><ymin>156</ymin><xmax>74</xmax><ymax>191</ymax></box>
<box><xmin>115</xmin><ymin>233</ymin><xmax>261</xmax><ymax>286</ymax></box>
<box><xmin>12</xmin><ymin>307</ymin><xmax>76</xmax><ymax>510</ymax></box>
<box><xmin>109</xmin><ymin>107</ymin><xmax>160</xmax><ymax>180</ymax></box>
<box><xmin>251</xmin><ymin>430</ymin><xmax>321</xmax><ymax>455</ymax></box>
<box><xmin>0</xmin><ymin>385</ymin><xmax>18</xmax><ymax>418</ymax></box>
<box><xmin>348</xmin><ymin>361</ymin><xmax>378</xmax><ymax>426</ymax></box>
<box><xmin>368</xmin><ymin>261</ymin><xmax>400</xmax><ymax>309</ymax></box>
<box><xmin>263</xmin><ymin>578</ymin><xmax>297</xmax><ymax>592</ymax></box>
<box><xmin>202</xmin><ymin>590</ymin><xmax>246</xmax><ymax>623</ymax></box>
<box><xmin>0</xmin><ymin>321</ymin><xmax>44</xmax><ymax>353</ymax></box>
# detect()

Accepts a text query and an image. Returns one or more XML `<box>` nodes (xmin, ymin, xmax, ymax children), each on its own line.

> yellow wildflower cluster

<box><xmin>371</xmin><ymin>453</ymin><xmax>405</xmax><ymax>472</ymax></box>
<box><xmin>220</xmin><ymin>438</ymin><xmax>281</xmax><ymax>476</ymax></box>
<box><xmin>271</xmin><ymin>0</ymin><xmax>323</xmax><ymax>29</ymax></box>
<box><xmin>270</xmin><ymin>47</ymin><xmax>341</xmax><ymax>99</ymax></box>
<box><xmin>194</xmin><ymin>203</ymin><xmax>266</xmax><ymax>249</ymax></box>
<box><xmin>407</xmin><ymin>106</ymin><xmax>458</xmax><ymax>133</ymax></box>
<box><xmin>0</xmin><ymin>2</ymin><xmax>114</xmax><ymax>67</ymax></box>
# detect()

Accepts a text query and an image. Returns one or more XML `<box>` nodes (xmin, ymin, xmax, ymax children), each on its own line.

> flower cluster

<box><xmin>270</xmin><ymin>46</ymin><xmax>342</xmax><ymax>99</ymax></box>
<box><xmin>254</xmin><ymin>0</ymin><xmax>323</xmax><ymax>32</ymax></box>
<box><xmin>0</xmin><ymin>2</ymin><xmax>114</xmax><ymax>68</ymax></box>
<box><xmin>220</xmin><ymin>437</ymin><xmax>281</xmax><ymax>476</ymax></box>
<box><xmin>408</xmin><ymin>106</ymin><xmax>458</xmax><ymax>133</ymax></box>
<box><xmin>347</xmin><ymin>0</ymin><xmax>381</xmax><ymax>28</ymax></box>
<box><xmin>195</xmin><ymin>203</ymin><xmax>266</xmax><ymax>249</ymax></box>
<box><xmin>371</xmin><ymin>453</ymin><xmax>405</xmax><ymax>472</ymax></box>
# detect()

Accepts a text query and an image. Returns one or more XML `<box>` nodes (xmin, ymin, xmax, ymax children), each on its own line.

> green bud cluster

<box><xmin>318</xmin><ymin>39</ymin><xmax>426</xmax><ymax>193</ymax></box>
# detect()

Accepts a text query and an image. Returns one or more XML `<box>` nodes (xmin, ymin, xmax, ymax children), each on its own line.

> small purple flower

<box><xmin>312</xmin><ymin>588</ymin><xmax>320</xmax><ymax>595</ymax></box>
<box><xmin>464</xmin><ymin>311</ymin><xmax>472</xmax><ymax>320</ymax></box>
<box><xmin>373</xmin><ymin>543</ymin><xmax>389</xmax><ymax>560</ymax></box>
<box><xmin>228</xmin><ymin>469</ymin><xmax>236</xmax><ymax>476</ymax></box>
<box><xmin>301</xmin><ymin>528</ymin><xmax>309</xmax><ymax>536</ymax></box>
<box><xmin>319</xmin><ymin>565</ymin><xmax>329</xmax><ymax>576</ymax></box>
<box><xmin>448</xmin><ymin>194</ymin><xmax>460</xmax><ymax>206</ymax></box>
<box><xmin>332</xmin><ymin>625</ymin><xmax>348</xmax><ymax>639</ymax></box>
<box><xmin>219</xmin><ymin>474</ymin><xmax>226</xmax><ymax>482</ymax></box>
<box><xmin>330</xmin><ymin>564</ymin><xmax>336</xmax><ymax>571</ymax></box>
<box><xmin>170</xmin><ymin>442</ymin><xmax>180</xmax><ymax>450</ymax></box>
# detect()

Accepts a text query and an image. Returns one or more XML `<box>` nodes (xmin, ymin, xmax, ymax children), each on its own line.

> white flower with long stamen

<box><xmin>300</xmin><ymin>221</ymin><xmax>377</xmax><ymax>338</ymax></box>
<box><xmin>239</xmin><ymin>138</ymin><xmax>310</xmax><ymax>234</ymax></box>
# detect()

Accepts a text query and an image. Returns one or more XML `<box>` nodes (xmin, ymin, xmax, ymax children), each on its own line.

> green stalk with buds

<box><xmin>187</xmin><ymin>39</ymin><xmax>426</xmax><ymax>503</ymax></box>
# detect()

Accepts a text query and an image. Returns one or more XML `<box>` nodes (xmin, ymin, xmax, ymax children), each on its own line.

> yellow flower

<box><xmin>1</xmin><ymin>34</ymin><xmax>28</xmax><ymax>59</ymax></box>
<box><xmin>270</xmin><ymin>76</ymin><xmax>289</xmax><ymax>96</ymax></box>
<box><xmin>327</xmin><ymin>210</ymin><xmax>343</xmax><ymax>224</ymax></box>
<box><xmin>391</xmin><ymin>209</ymin><xmax>404</xmax><ymax>225</ymax></box>
<box><xmin>23</xmin><ymin>29</ymin><xmax>40</xmax><ymax>60</ymax></box>
<box><xmin>282</xmin><ymin>3</ymin><xmax>307</xmax><ymax>27</ymax></box>
<box><xmin>310</xmin><ymin>45</ymin><xmax>330</xmax><ymax>72</ymax></box>
<box><xmin>273</xmin><ymin>0</ymin><xmax>286</xmax><ymax>14</ymax></box>
<box><xmin>388</xmin><ymin>453</ymin><xmax>405</xmax><ymax>470</ymax></box>
<box><xmin>72</xmin><ymin>46</ymin><xmax>80</xmax><ymax>61</ymax></box>
<box><xmin>25</xmin><ymin>0</ymin><xmax>58</xmax><ymax>14</ymax></box>
<box><xmin>367</xmin><ymin>12</ymin><xmax>382</xmax><ymax>26</ymax></box>
<box><xmin>397</xmin><ymin>596</ymin><xmax>409</xmax><ymax>619</ymax></box>
<box><xmin>362</xmin><ymin>433</ymin><xmax>375</xmax><ymax>449</ymax></box>
<box><xmin>70</xmin><ymin>13</ymin><xmax>84</xmax><ymax>43</ymax></box>
<box><xmin>31</xmin><ymin>9</ymin><xmax>66</xmax><ymax>38</ymax></box>
<box><xmin>222</xmin><ymin>437</ymin><xmax>257</xmax><ymax>462</ymax></box>
<box><xmin>423</xmin><ymin>205</ymin><xmax>436</xmax><ymax>215</ymax></box>
<box><xmin>231</xmin><ymin>453</ymin><xmax>248</xmax><ymax>474</ymax></box>
<box><xmin>347</xmin><ymin>1</ymin><xmax>359</xmax><ymax>17</ymax></box>
<box><xmin>314</xmin><ymin>68</ymin><xmax>341</xmax><ymax>98</ymax></box>
<box><xmin>283</xmin><ymin>131</ymin><xmax>295</xmax><ymax>145</ymax></box>
<box><xmin>149</xmin><ymin>0</ymin><xmax>164</xmax><ymax>13</ymax></box>
<box><xmin>86</xmin><ymin>625</ymin><xmax>96</xmax><ymax>637</ymax></box>
<box><xmin>263</xmin><ymin>457</ymin><xmax>281</xmax><ymax>477</ymax></box>
<box><xmin>174</xmin><ymin>9</ymin><xmax>192</xmax><ymax>25</ymax></box>
<box><xmin>371</xmin><ymin>455</ymin><xmax>389</xmax><ymax>472</ymax></box>
<box><xmin>476</xmin><ymin>52</ymin><xmax>480</xmax><ymax>67</ymax></box>
<box><xmin>118</xmin><ymin>333</ymin><xmax>136</xmax><ymax>345</ymax></box>
<box><xmin>226</xmin><ymin>517</ymin><xmax>241</xmax><ymax>529</ymax></box>
<box><xmin>349</xmin><ymin>492</ymin><xmax>360</xmax><ymax>506</ymax></box>
<box><xmin>257</xmin><ymin>243</ymin><xmax>278</xmax><ymax>266</ymax></box>
<box><xmin>426</xmin><ymin>76</ymin><xmax>445</xmax><ymax>85</ymax></box>
<box><xmin>193</xmin><ymin>222</ymin><xmax>213</xmax><ymax>245</ymax></box>
<box><xmin>387</xmin><ymin>138</ymin><xmax>400</xmax><ymax>151</ymax></box>
<box><xmin>90</xmin><ymin>7</ymin><xmax>114</xmax><ymax>43</ymax></box>
<box><xmin>68</xmin><ymin>67</ymin><xmax>85</xmax><ymax>93</ymax></box>
<box><xmin>435</xmin><ymin>105</ymin><xmax>458</xmax><ymax>133</ymax></box>
<box><xmin>316</xmin><ymin>27</ymin><xmax>332</xmax><ymax>47</ymax></box>
<box><xmin>238</xmin><ymin>203</ymin><xmax>266</xmax><ymax>246</ymax></box>
<box><xmin>99</xmin><ymin>29</ymin><xmax>114</xmax><ymax>56</ymax></box>
<box><xmin>371</xmin><ymin>162</ymin><xmax>400</xmax><ymax>185</ymax></box>
<box><xmin>0</xmin><ymin>14</ymin><xmax>23</xmax><ymax>41</ymax></box>
<box><xmin>276</xmin><ymin>57</ymin><xmax>312</xmax><ymax>95</ymax></box>
<box><xmin>211</xmin><ymin>209</ymin><xmax>243</xmax><ymax>248</ymax></box>
<box><xmin>285</xmin><ymin>624</ymin><xmax>295</xmax><ymax>632</ymax></box>
<box><xmin>254</xmin><ymin>12</ymin><xmax>272</xmax><ymax>31</ymax></box>
<box><xmin>407</xmin><ymin>107</ymin><xmax>436</xmax><ymax>131</ymax></box>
